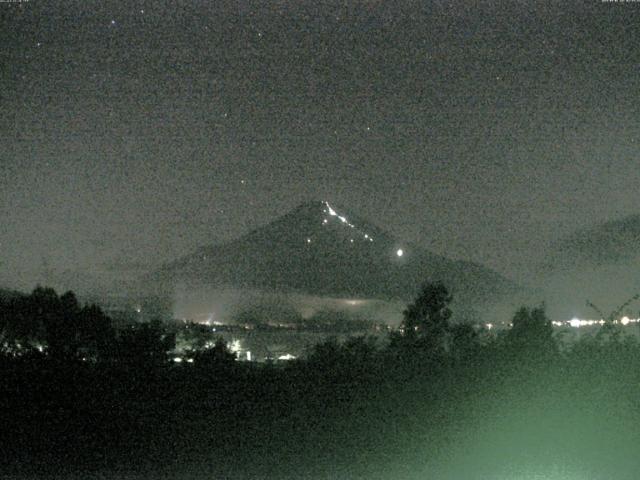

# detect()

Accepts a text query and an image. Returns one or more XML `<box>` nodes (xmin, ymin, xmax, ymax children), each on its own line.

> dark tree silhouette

<box><xmin>31</xmin><ymin>288</ymin><xmax>116</xmax><ymax>360</ymax></box>
<box><xmin>78</xmin><ymin>304</ymin><xmax>116</xmax><ymax>361</ymax></box>
<box><xmin>305</xmin><ymin>337</ymin><xmax>345</xmax><ymax>375</ymax></box>
<box><xmin>398</xmin><ymin>281</ymin><xmax>452</xmax><ymax>356</ymax></box>
<box><xmin>449</xmin><ymin>322</ymin><xmax>480</xmax><ymax>362</ymax></box>
<box><xmin>45</xmin><ymin>290</ymin><xmax>82</xmax><ymax>358</ymax></box>
<box><xmin>0</xmin><ymin>287</ymin><xmax>117</xmax><ymax>360</ymax></box>
<box><xmin>1</xmin><ymin>288</ymin><xmax>49</xmax><ymax>354</ymax></box>
<box><xmin>505</xmin><ymin>305</ymin><xmax>557</xmax><ymax>356</ymax></box>
<box><xmin>340</xmin><ymin>335</ymin><xmax>380</xmax><ymax>379</ymax></box>
<box><xmin>117</xmin><ymin>319</ymin><xmax>175</xmax><ymax>365</ymax></box>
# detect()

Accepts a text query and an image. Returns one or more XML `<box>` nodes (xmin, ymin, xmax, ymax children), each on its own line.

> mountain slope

<box><xmin>541</xmin><ymin>214</ymin><xmax>640</xmax><ymax>272</ymax></box>
<box><xmin>151</xmin><ymin>201</ymin><xmax>516</xmax><ymax>308</ymax></box>
<box><xmin>531</xmin><ymin>214</ymin><xmax>640</xmax><ymax>319</ymax></box>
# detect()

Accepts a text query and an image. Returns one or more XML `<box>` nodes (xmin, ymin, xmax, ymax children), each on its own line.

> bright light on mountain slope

<box><xmin>323</xmin><ymin>201</ymin><xmax>374</xmax><ymax>242</ymax></box>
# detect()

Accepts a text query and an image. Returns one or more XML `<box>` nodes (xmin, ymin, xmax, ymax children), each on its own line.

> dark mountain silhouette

<box><xmin>530</xmin><ymin>214</ymin><xmax>640</xmax><ymax>319</ymax></box>
<box><xmin>541</xmin><ymin>214</ymin><xmax>640</xmax><ymax>272</ymax></box>
<box><xmin>150</xmin><ymin>202</ymin><xmax>517</xmax><ymax>312</ymax></box>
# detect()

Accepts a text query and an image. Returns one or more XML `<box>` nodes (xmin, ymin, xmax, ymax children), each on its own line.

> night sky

<box><xmin>3</xmin><ymin>0</ymin><xmax>640</xmax><ymax>290</ymax></box>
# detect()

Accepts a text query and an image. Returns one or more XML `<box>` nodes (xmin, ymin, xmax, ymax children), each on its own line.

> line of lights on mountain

<box><xmin>318</xmin><ymin>201</ymin><xmax>375</xmax><ymax>243</ymax></box>
<box><xmin>299</xmin><ymin>202</ymin><xmax>409</xmax><ymax>260</ymax></box>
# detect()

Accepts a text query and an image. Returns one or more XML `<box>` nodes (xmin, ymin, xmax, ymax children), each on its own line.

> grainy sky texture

<box><xmin>2</xmin><ymin>0</ymin><xmax>640</xmax><ymax>289</ymax></box>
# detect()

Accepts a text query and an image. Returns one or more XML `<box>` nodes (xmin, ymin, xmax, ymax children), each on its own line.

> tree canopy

<box><xmin>505</xmin><ymin>305</ymin><xmax>557</xmax><ymax>356</ymax></box>
<box><xmin>397</xmin><ymin>281</ymin><xmax>453</xmax><ymax>356</ymax></box>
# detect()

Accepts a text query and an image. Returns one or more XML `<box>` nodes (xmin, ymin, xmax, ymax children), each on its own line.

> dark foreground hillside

<box><xmin>2</xmin><ymin>337</ymin><xmax>640</xmax><ymax>480</ymax></box>
<box><xmin>2</xmin><ymin>286</ymin><xmax>640</xmax><ymax>479</ymax></box>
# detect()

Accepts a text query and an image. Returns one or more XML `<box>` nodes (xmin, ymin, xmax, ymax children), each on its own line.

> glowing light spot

<box><xmin>621</xmin><ymin>316</ymin><xmax>630</xmax><ymax>326</ymax></box>
<box><xmin>350</xmin><ymin>239</ymin><xmax>354</xmax><ymax>243</ymax></box>
<box><xmin>323</xmin><ymin>219</ymin><xmax>328</xmax><ymax>224</ymax></box>
<box><xmin>173</xmin><ymin>357</ymin><xmax>183</xmax><ymax>363</ymax></box>
<box><xmin>277</xmin><ymin>353</ymin><xmax>296</xmax><ymax>361</ymax></box>
<box><xmin>345</xmin><ymin>299</ymin><xmax>364</xmax><ymax>306</ymax></box>
<box><xmin>306</xmin><ymin>237</ymin><xmax>312</xmax><ymax>244</ymax></box>
<box><xmin>396</xmin><ymin>249</ymin><xmax>404</xmax><ymax>257</ymax></box>
<box><xmin>569</xmin><ymin>318</ymin><xmax>581</xmax><ymax>328</ymax></box>
<box><xmin>229</xmin><ymin>339</ymin><xmax>242</xmax><ymax>353</ymax></box>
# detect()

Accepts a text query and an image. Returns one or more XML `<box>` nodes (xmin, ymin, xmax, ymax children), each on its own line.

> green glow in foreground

<box><xmin>494</xmin><ymin>464</ymin><xmax>587</xmax><ymax>480</ymax></box>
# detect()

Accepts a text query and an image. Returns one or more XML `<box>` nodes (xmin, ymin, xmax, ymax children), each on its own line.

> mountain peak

<box><xmin>152</xmin><ymin>202</ymin><xmax>516</xmax><ymax>312</ymax></box>
<box><xmin>252</xmin><ymin>200</ymin><xmax>381</xmax><ymax>249</ymax></box>
<box><xmin>287</xmin><ymin>200</ymin><xmax>355</xmax><ymax>223</ymax></box>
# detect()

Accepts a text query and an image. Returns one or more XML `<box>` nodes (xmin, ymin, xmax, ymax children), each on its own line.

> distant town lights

<box><xmin>278</xmin><ymin>353</ymin><xmax>296</xmax><ymax>361</ymax></box>
<box><xmin>229</xmin><ymin>339</ymin><xmax>242</xmax><ymax>353</ymax></box>
<box><xmin>345</xmin><ymin>299</ymin><xmax>365</xmax><ymax>306</ymax></box>
<box><xmin>569</xmin><ymin>318</ymin><xmax>582</xmax><ymax>328</ymax></box>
